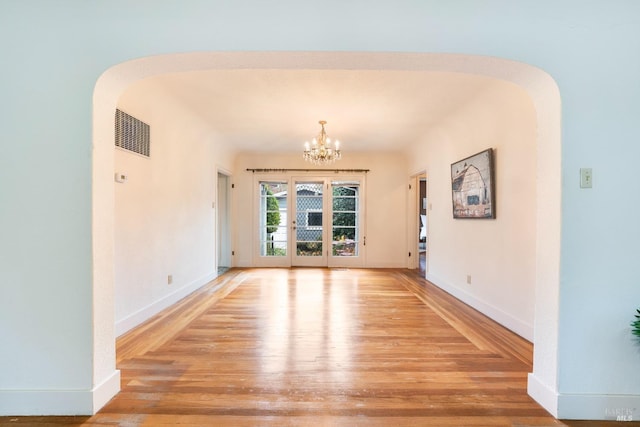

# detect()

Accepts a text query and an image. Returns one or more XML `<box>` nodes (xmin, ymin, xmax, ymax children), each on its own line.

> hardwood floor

<box><xmin>1</xmin><ymin>268</ymin><xmax>635</xmax><ymax>426</ymax></box>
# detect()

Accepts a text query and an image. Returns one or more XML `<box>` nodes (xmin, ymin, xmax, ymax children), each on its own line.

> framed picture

<box><xmin>451</xmin><ymin>148</ymin><xmax>495</xmax><ymax>219</ymax></box>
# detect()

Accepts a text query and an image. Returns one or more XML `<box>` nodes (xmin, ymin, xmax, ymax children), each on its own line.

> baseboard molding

<box><xmin>425</xmin><ymin>273</ymin><xmax>533</xmax><ymax>341</ymax></box>
<box><xmin>0</xmin><ymin>370</ymin><xmax>120</xmax><ymax>416</ymax></box>
<box><xmin>528</xmin><ymin>373</ymin><xmax>640</xmax><ymax>421</ymax></box>
<box><xmin>365</xmin><ymin>261</ymin><xmax>406</xmax><ymax>268</ymax></box>
<box><xmin>557</xmin><ymin>392</ymin><xmax>640</xmax><ymax>421</ymax></box>
<box><xmin>115</xmin><ymin>272</ymin><xmax>217</xmax><ymax>336</ymax></box>
<box><xmin>527</xmin><ymin>373</ymin><xmax>558</xmax><ymax>417</ymax></box>
<box><xmin>92</xmin><ymin>369</ymin><xmax>121</xmax><ymax>414</ymax></box>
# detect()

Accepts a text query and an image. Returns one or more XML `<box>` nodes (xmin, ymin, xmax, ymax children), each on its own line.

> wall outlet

<box><xmin>466</xmin><ymin>275</ymin><xmax>472</xmax><ymax>284</ymax></box>
<box><xmin>168</xmin><ymin>274</ymin><xmax>173</xmax><ymax>285</ymax></box>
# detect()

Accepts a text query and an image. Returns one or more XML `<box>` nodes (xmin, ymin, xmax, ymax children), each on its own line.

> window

<box><xmin>306</xmin><ymin>210</ymin><xmax>322</xmax><ymax>229</ymax></box>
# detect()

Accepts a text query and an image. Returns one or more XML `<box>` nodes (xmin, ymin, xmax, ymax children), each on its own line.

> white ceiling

<box><xmin>135</xmin><ymin>68</ymin><xmax>501</xmax><ymax>153</ymax></box>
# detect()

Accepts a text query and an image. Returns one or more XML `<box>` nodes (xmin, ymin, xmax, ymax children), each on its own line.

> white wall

<box><xmin>114</xmin><ymin>79</ymin><xmax>234</xmax><ymax>335</ymax></box>
<box><xmin>234</xmin><ymin>152</ymin><xmax>408</xmax><ymax>268</ymax></box>
<box><xmin>406</xmin><ymin>77</ymin><xmax>538</xmax><ymax>340</ymax></box>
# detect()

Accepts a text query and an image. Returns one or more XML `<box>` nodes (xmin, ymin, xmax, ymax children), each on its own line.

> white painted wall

<box><xmin>113</xmin><ymin>80</ymin><xmax>234</xmax><ymax>335</ymax></box>
<box><xmin>234</xmin><ymin>152</ymin><xmax>408</xmax><ymax>268</ymax></box>
<box><xmin>406</xmin><ymin>78</ymin><xmax>538</xmax><ymax>340</ymax></box>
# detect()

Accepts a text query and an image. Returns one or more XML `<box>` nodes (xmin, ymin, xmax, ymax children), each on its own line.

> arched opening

<box><xmin>92</xmin><ymin>52</ymin><xmax>561</xmax><ymax>414</ymax></box>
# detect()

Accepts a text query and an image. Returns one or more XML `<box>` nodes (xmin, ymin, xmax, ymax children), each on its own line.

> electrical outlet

<box><xmin>466</xmin><ymin>275</ymin><xmax>472</xmax><ymax>285</ymax></box>
<box><xmin>168</xmin><ymin>275</ymin><xmax>173</xmax><ymax>285</ymax></box>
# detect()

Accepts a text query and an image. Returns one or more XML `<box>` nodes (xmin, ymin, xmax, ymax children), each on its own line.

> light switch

<box><xmin>580</xmin><ymin>168</ymin><xmax>592</xmax><ymax>188</ymax></box>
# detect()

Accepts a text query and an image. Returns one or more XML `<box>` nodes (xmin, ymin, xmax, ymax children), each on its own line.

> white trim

<box><xmin>527</xmin><ymin>373</ymin><xmax>558</xmax><ymax>418</ymax></box>
<box><xmin>558</xmin><ymin>392</ymin><xmax>640</xmax><ymax>421</ymax></box>
<box><xmin>425</xmin><ymin>273</ymin><xmax>533</xmax><ymax>341</ymax></box>
<box><xmin>216</xmin><ymin>168</ymin><xmax>233</xmax><ymax>270</ymax></box>
<box><xmin>94</xmin><ymin>52</ymin><xmax>561</xmax><ymax>418</ymax></box>
<box><xmin>115</xmin><ymin>272</ymin><xmax>217</xmax><ymax>337</ymax></box>
<box><xmin>92</xmin><ymin>370</ymin><xmax>121</xmax><ymax>414</ymax></box>
<box><xmin>0</xmin><ymin>370</ymin><xmax>120</xmax><ymax>416</ymax></box>
<box><xmin>366</xmin><ymin>261</ymin><xmax>407</xmax><ymax>268</ymax></box>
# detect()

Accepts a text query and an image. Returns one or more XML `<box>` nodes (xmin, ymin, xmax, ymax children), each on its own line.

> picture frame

<box><xmin>451</xmin><ymin>148</ymin><xmax>495</xmax><ymax>219</ymax></box>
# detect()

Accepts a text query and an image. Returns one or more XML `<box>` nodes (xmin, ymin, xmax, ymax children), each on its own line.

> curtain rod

<box><xmin>246</xmin><ymin>168</ymin><xmax>370</xmax><ymax>173</ymax></box>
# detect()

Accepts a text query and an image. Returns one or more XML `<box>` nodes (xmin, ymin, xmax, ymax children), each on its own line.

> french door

<box><xmin>292</xmin><ymin>179</ymin><xmax>327</xmax><ymax>266</ymax></box>
<box><xmin>256</xmin><ymin>176</ymin><xmax>364</xmax><ymax>268</ymax></box>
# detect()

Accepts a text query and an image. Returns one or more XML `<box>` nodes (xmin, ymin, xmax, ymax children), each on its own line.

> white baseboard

<box><xmin>0</xmin><ymin>370</ymin><xmax>120</xmax><ymax>416</ymax></box>
<box><xmin>557</xmin><ymin>392</ymin><xmax>640</xmax><ymax>421</ymax></box>
<box><xmin>528</xmin><ymin>372</ymin><xmax>640</xmax><ymax>421</ymax></box>
<box><xmin>92</xmin><ymin>369</ymin><xmax>121</xmax><ymax>414</ymax></box>
<box><xmin>365</xmin><ymin>260</ymin><xmax>406</xmax><ymax>268</ymax></box>
<box><xmin>425</xmin><ymin>273</ymin><xmax>534</xmax><ymax>341</ymax></box>
<box><xmin>527</xmin><ymin>373</ymin><xmax>558</xmax><ymax>417</ymax></box>
<box><xmin>115</xmin><ymin>272</ymin><xmax>217</xmax><ymax>336</ymax></box>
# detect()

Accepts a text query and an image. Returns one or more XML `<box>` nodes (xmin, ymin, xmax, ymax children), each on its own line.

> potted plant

<box><xmin>632</xmin><ymin>308</ymin><xmax>640</xmax><ymax>340</ymax></box>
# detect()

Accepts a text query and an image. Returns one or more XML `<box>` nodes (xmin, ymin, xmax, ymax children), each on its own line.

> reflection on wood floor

<box><xmin>0</xmin><ymin>269</ymin><xmax>626</xmax><ymax>426</ymax></box>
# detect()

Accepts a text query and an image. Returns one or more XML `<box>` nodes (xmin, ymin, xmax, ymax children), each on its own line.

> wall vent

<box><xmin>115</xmin><ymin>109</ymin><xmax>150</xmax><ymax>157</ymax></box>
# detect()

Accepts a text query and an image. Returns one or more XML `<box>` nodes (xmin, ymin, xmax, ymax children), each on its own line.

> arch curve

<box><xmin>92</xmin><ymin>51</ymin><xmax>561</xmax><ymax>414</ymax></box>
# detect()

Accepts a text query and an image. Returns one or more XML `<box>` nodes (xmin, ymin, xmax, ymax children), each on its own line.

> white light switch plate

<box><xmin>580</xmin><ymin>168</ymin><xmax>592</xmax><ymax>188</ymax></box>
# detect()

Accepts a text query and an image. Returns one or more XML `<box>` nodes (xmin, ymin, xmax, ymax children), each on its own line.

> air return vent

<box><xmin>115</xmin><ymin>109</ymin><xmax>150</xmax><ymax>157</ymax></box>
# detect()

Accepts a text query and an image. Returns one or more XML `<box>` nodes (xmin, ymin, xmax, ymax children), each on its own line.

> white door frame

<box><xmin>216</xmin><ymin>168</ymin><xmax>233</xmax><ymax>271</ymax></box>
<box><xmin>291</xmin><ymin>177</ymin><xmax>328</xmax><ymax>267</ymax></box>
<box><xmin>408</xmin><ymin>171</ymin><xmax>427</xmax><ymax>272</ymax></box>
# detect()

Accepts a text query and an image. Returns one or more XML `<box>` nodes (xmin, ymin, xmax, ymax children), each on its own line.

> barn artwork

<box><xmin>451</xmin><ymin>148</ymin><xmax>495</xmax><ymax>219</ymax></box>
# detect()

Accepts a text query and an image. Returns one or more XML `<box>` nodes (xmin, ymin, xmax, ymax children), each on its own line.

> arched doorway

<box><xmin>92</xmin><ymin>51</ymin><xmax>561</xmax><ymax>414</ymax></box>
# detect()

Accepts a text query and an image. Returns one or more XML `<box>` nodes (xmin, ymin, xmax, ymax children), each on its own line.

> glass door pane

<box><xmin>259</xmin><ymin>181</ymin><xmax>288</xmax><ymax>258</ymax></box>
<box><xmin>331</xmin><ymin>182</ymin><xmax>359</xmax><ymax>257</ymax></box>
<box><xmin>292</xmin><ymin>180</ymin><xmax>327</xmax><ymax>267</ymax></box>
<box><xmin>329</xmin><ymin>179</ymin><xmax>364</xmax><ymax>268</ymax></box>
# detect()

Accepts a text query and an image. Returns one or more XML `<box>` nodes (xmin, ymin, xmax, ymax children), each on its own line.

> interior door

<box><xmin>291</xmin><ymin>179</ymin><xmax>327</xmax><ymax>267</ymax></box>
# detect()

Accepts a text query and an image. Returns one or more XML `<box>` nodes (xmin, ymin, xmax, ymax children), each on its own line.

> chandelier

<box><xmin>303</xmin><ymin>120</ymin><xmax>342</xmax><ymax>165</ymax></box>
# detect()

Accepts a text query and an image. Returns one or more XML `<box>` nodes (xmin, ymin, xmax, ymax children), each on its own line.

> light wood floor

<box><xmin>1</xmin><ymin>268</ymin><xmax>633</xmax><ymax>426</ymax></box>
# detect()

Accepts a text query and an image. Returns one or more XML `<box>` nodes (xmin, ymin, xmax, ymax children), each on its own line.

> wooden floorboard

<box><xmin>2</xmin><ymin>268</ymin><xmax>636</xmax><ymax>426</ymax></box>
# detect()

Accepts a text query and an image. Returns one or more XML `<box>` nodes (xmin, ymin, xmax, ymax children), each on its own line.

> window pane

<box><xmin>308</xmin><ymin>211</ymin><xmax>322</xmax><ymax>227</ymax></box>
<box><xmin>332</xmin><ymin>182</ymin><xmax>359</xmax><ymax>257</ymax></box>
<box><xmin>297</xmin><ymin>241</ymin><xmax>323</xmax><ymax>256</ymax></box>
<box><xmin>259</xmin><ymin>181</ymin><xmax>287</xmax><ymax>257</ymax></box>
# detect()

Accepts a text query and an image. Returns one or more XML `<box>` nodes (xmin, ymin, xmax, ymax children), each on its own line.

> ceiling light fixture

<box><xmin>303</xmin><ymin>120</ymin><xmax>342</xmax><ymax>165</ymax></box>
